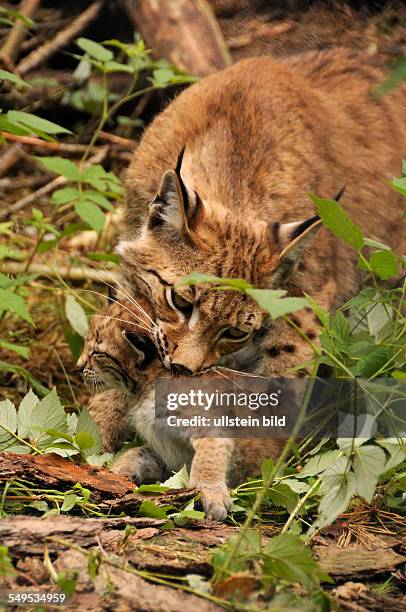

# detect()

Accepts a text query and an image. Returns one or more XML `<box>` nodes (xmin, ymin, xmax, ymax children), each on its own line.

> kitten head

<box><xmin>119</xmin><ymin>153</ymin><xmax>321</xmax><ymax>374</ymax></box>
<box><xmin>77</xmin><ymin>297</ymin><xmax>159</xmax><ymax>395</ymax></box>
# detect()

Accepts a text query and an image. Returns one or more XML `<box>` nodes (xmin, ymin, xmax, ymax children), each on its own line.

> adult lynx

<box><xmin>119</xmin><ymin>49</ymin><xmax>405</xmax><ymax>376</ymax></box>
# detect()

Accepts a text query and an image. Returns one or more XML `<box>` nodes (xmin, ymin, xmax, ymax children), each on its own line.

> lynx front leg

<box><xmin>88</xmin><ymin>390</ymin><xmax>131</xmax><ymax>453</ymax></box>
<box><xmin>111</xmin><ymin>446</ymin><xmax>164</xmax><ymax>484</ymax></box>
<box><xmin>190</xmin><ymin>438</ymin><xmax>234</xmax><ymax>521</ymax></box>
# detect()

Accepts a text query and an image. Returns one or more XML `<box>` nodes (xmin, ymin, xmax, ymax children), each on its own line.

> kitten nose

<box><xmin>171</xmin><ymin>363</ymin><xmax>193</xmax><ymax>377</ymax></box>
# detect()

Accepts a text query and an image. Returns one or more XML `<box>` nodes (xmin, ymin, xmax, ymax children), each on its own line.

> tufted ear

<box><xmin>269</xmin><ymin>215</ymin><xmax>322</xmax><ymax>286</ymax></box>
<box><xmin>147</xmin><ymin>148</ymin><xmax>201</xmax><ymax>239</ymax></box>
<box><xmin>123</xmin><ymin>331</ymin><xmax>157</xmax><ymax>369</ymax></box>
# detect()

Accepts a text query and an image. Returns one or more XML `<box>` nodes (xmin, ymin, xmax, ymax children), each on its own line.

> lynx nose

<box><xmin>171</xmin><ymin>363</ymin><xmax>193</xmax><ymax>377</ymax></box>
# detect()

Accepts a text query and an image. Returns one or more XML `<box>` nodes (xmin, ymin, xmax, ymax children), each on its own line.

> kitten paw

<box><xmin>111</xmin><ymin>447</ymin><xmax>163</xmax><ymax>484</ymax></box>
<box><xmin>193</xmin><ymin>482</ymin><xmax>232</xmax><ymax>521</ymax></box>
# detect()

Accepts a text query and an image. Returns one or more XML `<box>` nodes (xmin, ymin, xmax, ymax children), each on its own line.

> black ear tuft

<box><xmin>334</xmin><ymin>185</ymin><xmax>346</xmax><ymax>202</ymax></box>
<box><xmin>175</xmin><ymin>146</ymin><xmax>186</xmax><ymax>177</ymax></box>
<box><xmin>124</xmin><ymin>332</ymin><xmax>157</xmax><ymax>368</ymax></box>
<box><xmin>107</xmin><ymin>285</ymin><xmax>116</xmax><ymax>305</ymax></box>
<box><xmin>289</xmin><ymin>215</ymin><xmax>320</xmax><ymax>241</ymax></box>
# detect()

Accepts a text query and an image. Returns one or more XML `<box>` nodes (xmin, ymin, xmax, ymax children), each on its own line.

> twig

<box><xmin>2</xmin><ymin>131</ymin><xmax>104</xmax><ymax>153</ymax></box>
<box><xmin>0</xmin><ymin>147</ymin><xmax>108</xmax><ymax>220</ymax></box>
<box><xmin>0</xmin><ymin>143</ymin><xmax>22</xmax><ymax>177</ymax></box>
<box><xmin>98</xmin><ymin>131</ymin><xmax>136</xmax><ymax>149</ymax></box>
<box><xmin>0</xmin><ymin>175</ymin><xmax>49</xmax><ymax>191</ymax></box>
<box><xmin>17</xmin><ymin>1</ymin><xmax>104</xmax><ymax>76</ymax></box>
<box><xmin>0</xmin><ymin>0</ymin><xmax>40</xmax><ymax>67</ymax></box>
<box><xmin>0</xmin><ymin>261</ymin><xmax>118</xmax><ymax>284</ymax></box>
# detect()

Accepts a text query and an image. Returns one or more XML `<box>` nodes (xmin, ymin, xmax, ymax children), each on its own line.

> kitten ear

<box><xmin>148</xmin><ymin>148</ymin><xmax>201</xmax><ymax>238</ymax></box>
<box><xmin>123</xmin><ymin>331</ymin><xmax>156</xmax><ymax>368</ymax></box>
<box><xmin>270</xmin><ymin>216</ymin><xmax>322</xmax><ymax>286</ymax></box>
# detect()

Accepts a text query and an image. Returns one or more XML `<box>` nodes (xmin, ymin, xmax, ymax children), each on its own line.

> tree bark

<box><xmin>124</xmin><ymin>0</ymin><xmax>232</xmax><ymax>77</ymax></box>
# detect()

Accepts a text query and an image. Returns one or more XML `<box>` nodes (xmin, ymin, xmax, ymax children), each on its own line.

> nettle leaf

<box><xmin>152</xmin><ymin>68</ymin><xmax>176</xmax><ymax>87</ymax></box>
<box><xmin>263</xmin><ymin>533</ymin><xmax>321</xmax><ymax>588</ymax></box>
<box><xmin>85</xmin><ymin>190</ymin><xmax>114</xmax><ymax>211</ymax></box>
<box><xmin>268</xmin><ymin>483</ymin><xmax>297</xmax><ymax>513</ymax></box>
<box><xmin>65</xmin><ymin>295</ymin><xmax>88</xmax><ymax>337</ymax></box>
<box><xmin>38</xmin><ymin>157</ymin><xmax>81</xmax><ymax>181</ymax></box>
<box><xmin>76</xmin><ymin>407</ymin><xmax>102</xmax><ymax>456</ymax></box>
<box><xmin>77</xmin><ymin>37</ymin><xmax>113</xmax><ymax>62</ymax></box>
<box><xmin>0</xmin><ymin>399</ymin><xmax>17</xmax><ymax>450</ymax></box>
<box><xmin>378</xmin><ymin>439</ymin><xmax>406</xmax><ymax>472</ymax></box>
<box><xmin>369</xmin><ymin>250</ymin><xmax>398</xmax><ymax>280</ymax></box>
<box><xmin>18</xmin><ymin>389</ymin><xmax>40</xmax><ymax>439</ymax></box>
<box><xmin>310</xmin><ymin>193</ymin><xmax>364</xmax><ymax>250</ymax></box>
<box><xmin>312</xmin><ymin>472</ymin><xmax>356</xmax><ymax>533</ymax></box>
<box><xmin>7</xmin><ymin>111</ymin><xmax>71</xmax><ymax>135</ymax></box>
<box><xmin>352</xmin><ymin>444</ymin><xmax>386</xmax><ymax>503</ymax></box>
<box><xmin>297</xmin><ymin>449</ymin><xmax>341</xmax><ymax>478</ymax></box>
<box><xmin>354</xmin><ymin>346</ymin><xmax>389</xmax><ymax>377</ymax></box>
<box><xmin>0</xmin><ymin>69</ymin><xmax>31</xmax><ymax>88</ymax></box>
<box><xmin>61</xmin><ymin>493</ymin><xmax>79</xmax><ymax>512</ymax></box>
<box><xmin>138</xmin><ymin>500</ymin><xmax>169</xmax><ymax>520</ymax></box>
<box><xmin>247</xmin><ymin>290</ymin><xmax>307</xmax><ymax>319</ymax></box>
<box><xmin>75</xmin><ymin>198</ymin><xmax>105</xmax><ymax>233</ymax></box>
<box><xmin>74</xmin><ymin>431</ymin><xmax>95</xmax><ymax>452</ymax></box>
<box><xmin>30</xmin><ymin>388</ymin><xmax>68</xmax><ymax>447</ymax></box>
<box><xmin>0</xmin><ymin>288</ymin><xmax>34</xmax><ymax>325</ymax></box>
<box><xmin>367</xmin><ymin>301</ymin><xmax>393</xmax><ymax>338</ymax></box>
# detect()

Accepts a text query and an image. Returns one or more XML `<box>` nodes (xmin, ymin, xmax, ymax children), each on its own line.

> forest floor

<box><xmin>0</xmin><ymin>1</ymin><xmax>405</xmax><ymax>610</ymax></box>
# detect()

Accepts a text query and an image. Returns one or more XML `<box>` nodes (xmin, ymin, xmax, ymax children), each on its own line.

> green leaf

<box><xmin>369</xmin><ymin>250</ymin><xmax>398</xmax><ymax>280</ymax></box>
<box><xmin>52</xmin><ymin>187</ymin><xmax>81</xmax><ymax>205</ymax></box>
<box><xmin>74</xmin><ymin>431</ymin><xmax>94</xmax><ymax>451</ymax></box>
<box><xmin>0</xmin><ymin>69</ymin><xmax>31</xmax><ymax>88</ymax></box>
<box><xmin>77</xmin><ymin>37</ymin><xmax>113</xmax><ymax>62</ymax></box>
<box><xmin>163</xmin><ymin>465</ymin><xmax>190</xmax><ymax>488</ymax></box>
<box><xmin>0</xmin><ymin>361</ymin><xmax>49</xmax><ymax>396</ymax></box>
<box><xmin>269</xmin><ymin>483</ymin><xmax>297</xmax><ymax>513</ymax></box>
<box><xmin>0</xmin><ymin>399</ymin><xmax>17</xmax><ymax>450</ymax></box>
<box><xmin>354</xmin><ymin>346</ymin><xmax>389</xmax><ymax>377</ymax></box>
<box><xmin>75</xmin><ymin>198</ymin><xmax>105</xmax><ymax>233</ymax></box>
<box><xmin>310</xmin><ymin>193</ymin><xmax>364</xmax><ymax>250</ymax></box>
<box><xmin>179</xmin><ymin>272</ymin><xmax>253</xmax><ymax>290</ymax></box>
<box><xmin>84</xmin><ymin>190</ymin><xmax>114</xmax><ymax>211</ymax></box>
<box><xmin>138</xmin><ymin>500</ymin><xmax>169</xmax><ymax>519</ymax></box>
<box><xmin>0</xmin><ymin>339</ymin><xmax>29</xmax><ymax>359</ymax></box>
<box><xmin>76</xmin><ymin>407</ymin><xmax>102</xmax><ymax>456</ymax></box>
<box><xmin>0</xmin><ymin>245</ymin><xmax>24</xmax><ymax>261</ymax></box>
<box><xmin>247</xmin><ymin>289</ymin><xmax>308</xmax><ymax>319</ymax></box>
<box><xmin>65</xmin><ymin>295</ymin><xmax>88</xmax><ymax>337</ymax></box>
<box><xmin>61</xmin><ymin>493</ymin><xmax>79</xmax><ymax>512</ymax></box>
<box><xmin>263</xmin><ymin>533</ymin><xmax>321</xmax><ymax>588</ymax></box>
<box><xmin>353</xmin><ymin>444</ymin><xmax>386</xmax><ymax>502</ymax></box>
<box><xmin>17</xmin><ymin>389</ymin><xmax>39</xmax><ymax>439</ymax></box>
<box><xmin>152</xmin><ymin>68</ymin><xmax>175</xmax><ymax>87</ymax></box>
<box><xmin>378</xmin><ymin>439</ymin><xmax>406</xmax><ymax>472</ymax></box>
<box><xmin>30</xmin><ymin>388</ymin><xmax>68</xmax><ymax>447</ymax></box>
<box><xmin>87</xmin><ymin>252</ymin><xmax>119</xmax><ymax>264</ymax></box>
<box><xmin>7</xmin><ymin>111</ymin><xmax>71</xmax><ymax>135</ymax></box>
<box><xmin>261</xmin><ymin>457</ymin><xmax>275</xmax><ymax>482</ymax></box>
<box><xmin>297</xmin><ymin>449</ymin><xmax>341</xmax><ymax>478</ymax></box>
<box><xmin>38</xmin><ymin>157</ymin><xmax>81</xmax><ymax>181</ymax></box>
<box><xmin>0</xmin><ymin>288</ymin><xmax>34</xmax><ymax>325</ymax></box>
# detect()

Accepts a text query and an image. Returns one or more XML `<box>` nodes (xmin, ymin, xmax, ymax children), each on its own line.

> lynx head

<box><xmin>77</xmin><ymin>296</ymin><xmax>158</xmax><ymax>395</ymax></box>
<box><xmin>119</xmin><ymin>151</ymin><xmax>321</xmax><ymax>374</ymax></box>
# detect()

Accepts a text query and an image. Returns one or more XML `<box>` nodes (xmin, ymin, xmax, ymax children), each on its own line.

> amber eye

<box><xmin>220</xmin><ymin>327</ymin><xmax>252</xmax><ymax>342</ymax></box>
<box><xmin>165</xmin><ymin>287</ymin><xmax>194</xmax><ymax>316</ymax></box>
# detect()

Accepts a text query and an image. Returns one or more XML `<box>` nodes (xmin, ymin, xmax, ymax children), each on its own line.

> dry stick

<box><xmin>1</xmin><ymin>132</ymin><xmax>102</xmax><ymax>154</ymax></box>
<box><xmin>0</xmin><ymin>143</ymin><xmax>22</xmax><ymax>177</ymax></box>
<box><xmin>0</xmin><ymin>147</ymin><xmax>108</xmax><ymax>220</ymax></box>
<box><xmin>0</xmin><ymin>261</ymin><xmax>118</xmax><ymax>284</ymax></box>
<box><xmin>0</xmin><ymin>0</ymin><xmax>40</xmax><ymax>66</ymax></box>
<box><xmin>16</xmin><ymin>0</ymin><xmax>104</xmax><ymax>76</ymax></box>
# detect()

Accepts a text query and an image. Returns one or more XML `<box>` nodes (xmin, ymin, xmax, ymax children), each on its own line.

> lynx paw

<box><xmin>111</xmin><ymin>447</ymin><xmax>162</xmax><ymax>484</ymax></box>
<box><xmin>193</xmin><ymin>482</ymin><xmax>232</xmax><ymax>521</ymax></box>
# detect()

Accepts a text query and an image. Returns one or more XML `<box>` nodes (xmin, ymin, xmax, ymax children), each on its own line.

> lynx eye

<box><xmin>219</xmin><ymin>327</ymin><xmax>252</xmax><ymax>342</ymax></box>
<box><xmin>165</xmin><ymin>287</ymin><xmax>194</xmax><ymax>316</ymax></box>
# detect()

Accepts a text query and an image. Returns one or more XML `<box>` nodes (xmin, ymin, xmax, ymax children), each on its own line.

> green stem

<box><xmin>0</xmin><ymin>424</ymin><xmax>43</xmax><ymax>454</ymax></box>
<box><xmin>215</xmin><ymin>360</ymin><xmax>320</xmax><ymax>583</ymax></box>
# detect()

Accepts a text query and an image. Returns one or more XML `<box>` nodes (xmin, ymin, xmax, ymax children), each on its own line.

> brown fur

<box><xmin>79</xmin><ymin>300</ymin><xmax>284</xmax><ymax>519</ymax></box>
<box><xmin>119</xmin><ymin>49</ymin><xmax>405</xmax><ymax>378</ymax></box>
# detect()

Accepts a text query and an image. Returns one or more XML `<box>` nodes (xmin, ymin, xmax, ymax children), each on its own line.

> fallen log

<box><xmin>123</xmin><ymin>0</ymin><xmax>232</xmax><ymax>76</ymax></box>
